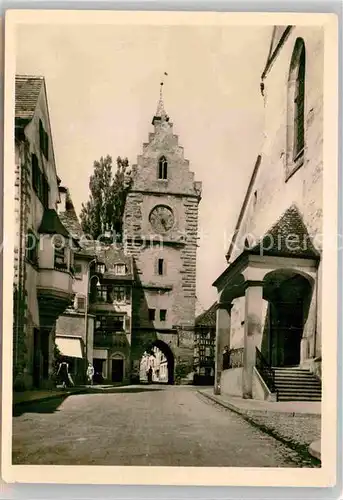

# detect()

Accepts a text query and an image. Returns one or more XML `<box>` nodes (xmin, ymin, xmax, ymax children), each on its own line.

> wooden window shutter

<box><xmin>39</xmin><ymin>120</ymin><xmax>44</xmax><ymax>152</ymax></box>
<box><xmin>125</xmin><ymin>315</ymin><xmax>131</xmax><ymax>332</ymax></box>
<box><xmin>45</xmin><ymin>131</ymin><xmax>49</xmax><ymax>160</ymax></box>
<box><xmin>31</xmin><ymin>154</ymin><xmax>39</xmax><ymax>193</ymax></box>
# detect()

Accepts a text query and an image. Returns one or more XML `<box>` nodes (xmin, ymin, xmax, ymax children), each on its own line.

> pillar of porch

<box><xmin>242</xmin><ymin>281</ymin><xmax>264</xmax><ymax>399</ymax></box>
<box><xmin>301</xmin><ymin>278</ymin><xmax>317</xmax><ymax>363</ymax></box>
<box><xmin>214</xmin><ymin>303</ymin><xmax>232</xmax><ymax>395</ymax></box>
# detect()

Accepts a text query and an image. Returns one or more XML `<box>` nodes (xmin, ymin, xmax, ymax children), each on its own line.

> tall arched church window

<box><xmin>158</xmin><ymin>156</ymin><xmax>168</xmax><ymax>180</ymax></box>
<box><xmin>286</xmin><ymin>38</ymin><xmax>306</xmax><ymax>178</ymax></box>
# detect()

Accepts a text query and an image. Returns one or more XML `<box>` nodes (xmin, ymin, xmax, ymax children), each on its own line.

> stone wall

<box><xmin>13</xmin><ymin>140</ymin><xmax>30</xmax><ymax>389</ymax></box>
<box><xmin>221</xmin><ymin>368</ymin><xmax>243</xmax><ymax>397</ymax></box>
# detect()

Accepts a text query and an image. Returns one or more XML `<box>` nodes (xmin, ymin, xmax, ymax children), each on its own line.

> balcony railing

<box><xmin>223</xmin><ymin>347</ymin><xmax>244</xmax><ymax>369</ymax></box>
<box><xmin>255</xmin><ymin>347</ymin><xmax>278</xmax><ymax>397</ymax></box>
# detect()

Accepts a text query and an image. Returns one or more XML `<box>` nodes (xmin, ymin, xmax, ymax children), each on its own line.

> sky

<box><xmin>16</xmin><ymin>23</ymin><xmax>272</xmax><ymax>313</ymax></box>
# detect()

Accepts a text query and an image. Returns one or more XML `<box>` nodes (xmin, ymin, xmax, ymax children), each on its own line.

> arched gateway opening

<box><xmin>262</xmin><ymin>269</ymin><xmax>313</xmax><ymax>367</ymax></box>
<box><xmin>139</xmin><ymin>340</ymin><xmax>175</xmax><ymax>385</ymax></box>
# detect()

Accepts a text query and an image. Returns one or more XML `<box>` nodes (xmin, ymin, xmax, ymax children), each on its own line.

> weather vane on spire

<box><xmin>160</xmin><ymin>72</ymin><xmax>168</xmax><ymax>86</ymax></box>
<box><xmin>153</xmin><ymin>72</ymin><xmax>169</xmax><ymax>123</ymax></box>
<box><xmin>159</xmin><ymin>72</ymin><xmax>168</xmax><ymax>101</ymax></box>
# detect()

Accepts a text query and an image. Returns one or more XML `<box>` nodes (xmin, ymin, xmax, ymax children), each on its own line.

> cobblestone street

<box><xmin>13</xmin><ymin>386</ymin><xmax>317</xmax><ymax>467</ymax></box>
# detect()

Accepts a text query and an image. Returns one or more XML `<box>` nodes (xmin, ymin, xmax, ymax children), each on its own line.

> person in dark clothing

<box><xmin>223</xmin><ymin>346</ymin><xmax>231</xmax><ymax>370</ymax></box>
<box><xmin>57</xmin><ymin>360</ymin><xmax>74</xmax><ymax>389</ymax></box>
<box><xmin>147</xmin><ymin>366</ymin><xmax>153</xmax><ymax>384</ymax></box>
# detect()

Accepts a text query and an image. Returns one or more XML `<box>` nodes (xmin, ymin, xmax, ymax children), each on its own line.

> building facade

<box><xmin>89</xmin><ymin>245</ymin><xmax>134</xmax><ymax>384</ymax></box>
<box><xmin>139</xmin><ymin>346</ymin><xmax>168</xmax><ymax>383</ymax></box>
<box><xmin>14</xmin><ymin>75</ymin><xmax>75</xmax><ymax>390</ymax></box>
<box><xmin>123</xmin><ymin>87</ymin><xmax>202</xmax><ymax>384</ymax></box>
<box><xmin>193</xmin><ymin>303</ymin><xmax>216</xmax><ymax>385</ymax></box>
<box><xmin>55</xmin><ymin>187</ymin><xmax>95</xmax><ymax>385</ymax></box>
<box><xmin>213</xmin><ymin>26</ymin><xmax>323</xmax><ymax>402</ymax></box>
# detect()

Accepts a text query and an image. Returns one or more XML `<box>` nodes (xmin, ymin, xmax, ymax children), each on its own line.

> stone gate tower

<box><xmin>123</xmin><ymin>83</ymin><xmax>202</xmax><ymax>383</ymax></box>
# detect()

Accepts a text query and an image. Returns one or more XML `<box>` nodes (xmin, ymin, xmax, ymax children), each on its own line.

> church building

<box><xmin>213</xmin><ymin>26</ymin><xmax>323</xmax><ymax>402</ymax></box>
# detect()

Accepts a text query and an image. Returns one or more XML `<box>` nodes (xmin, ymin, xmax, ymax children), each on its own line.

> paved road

<box><xmin>13</xmin><ymin>385</ymin><xmax>314</xmax><ymax>467</ymax></box>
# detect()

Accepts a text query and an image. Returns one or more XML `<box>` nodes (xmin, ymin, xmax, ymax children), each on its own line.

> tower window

<box><xmin>160</xmin><ymin>309</ymin><xmax>167</xmax><ymax>322</ymax></box>
<box><xmin>158</xmin><ymin>156</ymin><xmax>168</xmax><ymax>180</ymax></box>
<box><xmin>149</xmin><ymin>309</ymin><xmax>156</xmax><ymax>321</ymax></box>
<box><xmin>158</xmin><ymin>258</ymin><xmax>164</xmax><ymax>275</ymax></box>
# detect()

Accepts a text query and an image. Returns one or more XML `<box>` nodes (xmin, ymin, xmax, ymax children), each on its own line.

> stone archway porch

<box><xmin>213</xmin><ymin>251</ymin><xmax>319</xmax><ymax>399</ymax></box>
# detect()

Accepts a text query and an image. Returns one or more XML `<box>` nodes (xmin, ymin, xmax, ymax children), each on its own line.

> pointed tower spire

<box><xmin>152</xmin><ymin>72</ymin><xmax>169</xmax><ymax>125</ymax></box>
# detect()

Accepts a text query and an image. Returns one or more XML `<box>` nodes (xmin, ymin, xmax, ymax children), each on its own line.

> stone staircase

<box><xmin>273</xmin><ymin>367</ymin><xmax>322</xmax><ymax>402</ymax></box>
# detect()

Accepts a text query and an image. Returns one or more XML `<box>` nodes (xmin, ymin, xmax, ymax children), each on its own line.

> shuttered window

<box><xmin>39</xmin><ymin>119</ymin><xmax>49</xmax><ymax>160</ymax></box>
<box><xmin>26</xmin><ymin>230</ymin><xmax>38</xmax><ymax>265</ymax></box>
<box><xmin>32</xmin><ymin>154</ymin><xmax>40</xmax><ymax>195</ymax></box>
<box><xmin>31</xmin><ymin>153</ymin><xmax>49</xmax><ymax>207</ymax></box>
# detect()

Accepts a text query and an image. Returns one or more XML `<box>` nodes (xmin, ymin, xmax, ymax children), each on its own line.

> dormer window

<box><xmin>114</xmin><ymin>263</ymin><xmax>126</xmax><ymax>275</ymax></box>
<box><xmin>158</xmin><ymin>156</ymin><xmax>168</xmax><ymax>180</ymax></box>
<box><xmin>96</xmin><ymin>263</ymin><xmax>106</xmax><ymax>274</ymax></box>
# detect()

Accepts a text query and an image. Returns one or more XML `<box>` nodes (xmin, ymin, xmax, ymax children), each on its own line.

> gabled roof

<box><xmin>79</xmin><ymin>240</ymin><xmax>134</xmax><ymax>279</ymax></box>
<box><xmin>15</xmin><ymin>74</ymin><xmax>60</xmax><ymax>194</ymax></box>
<box><xmin>195</xmin><ymin>302</ymin><xmax>217</xmax><ymax>327</ymax></box>
<box><xmin>249</xmin><ymin>205</ymin><xmax>320</xmax><ymax>259</ymax></box>
<box><xmin>58</xmin><ymin>189</ymin><xmax>84</xmax><ymax>240</ymax></box>
<box><xmin>15</xmin><ymin>75</ymin><xmax>44</xmax><ymax>121</ymax></box>
<box><xmin>96</xmin><ymin>245</ymin><xmax>133</xmax><ymax>278</ymax></box>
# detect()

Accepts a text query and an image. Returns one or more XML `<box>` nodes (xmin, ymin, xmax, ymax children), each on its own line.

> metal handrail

<box><xmin>255</xmin><ymin>347</ymin><xmax>278</xmax><ymax>397</ymax></box>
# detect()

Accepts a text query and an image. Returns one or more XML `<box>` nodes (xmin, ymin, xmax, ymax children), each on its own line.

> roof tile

<box><xmin>195</xmin><ymin>302</ymin><xmax>217</xmax><ymax>327</ymax></box>
<box><xmin>250</xmin><ymin>205</ymin><xmax>320</xmax><ymax>258</ymax></box>
<box><xmin>15</xmin><ymin>75</ymin><xmax>44</xmax><ymax>121</ymax></box>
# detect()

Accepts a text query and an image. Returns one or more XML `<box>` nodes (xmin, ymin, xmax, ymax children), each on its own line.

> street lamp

<box><xmin>84</xmin><ymin>258</ymin><xmax>100</xmax><ymax>369</ymax></box>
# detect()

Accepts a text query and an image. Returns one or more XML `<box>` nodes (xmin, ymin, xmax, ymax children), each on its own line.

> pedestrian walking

<box><xmin>147</xmin><ymin>366</ymin><xmax>153</xmax><ymax>384</ymax></box>
<box><xmin>86</xmin><ymin>363</ymin><xmax>95</xmax><ymax>386</ymax></box>
<box><xmin>56</xmin><ymin>360</ymin><xmax>74</xmax><ymax>389</ymax></box>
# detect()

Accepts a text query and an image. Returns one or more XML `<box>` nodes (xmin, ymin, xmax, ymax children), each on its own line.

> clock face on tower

<box><xmin>149</xmin><ymin>205</ymin><xmax>175</xmax><ymax>234</ymax></box>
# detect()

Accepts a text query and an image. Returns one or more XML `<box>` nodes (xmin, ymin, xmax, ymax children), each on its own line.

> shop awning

<box><xmin>55</xmin><ymin>336</ymin><xmax>84</xmax><ymax>359</ymax></box>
